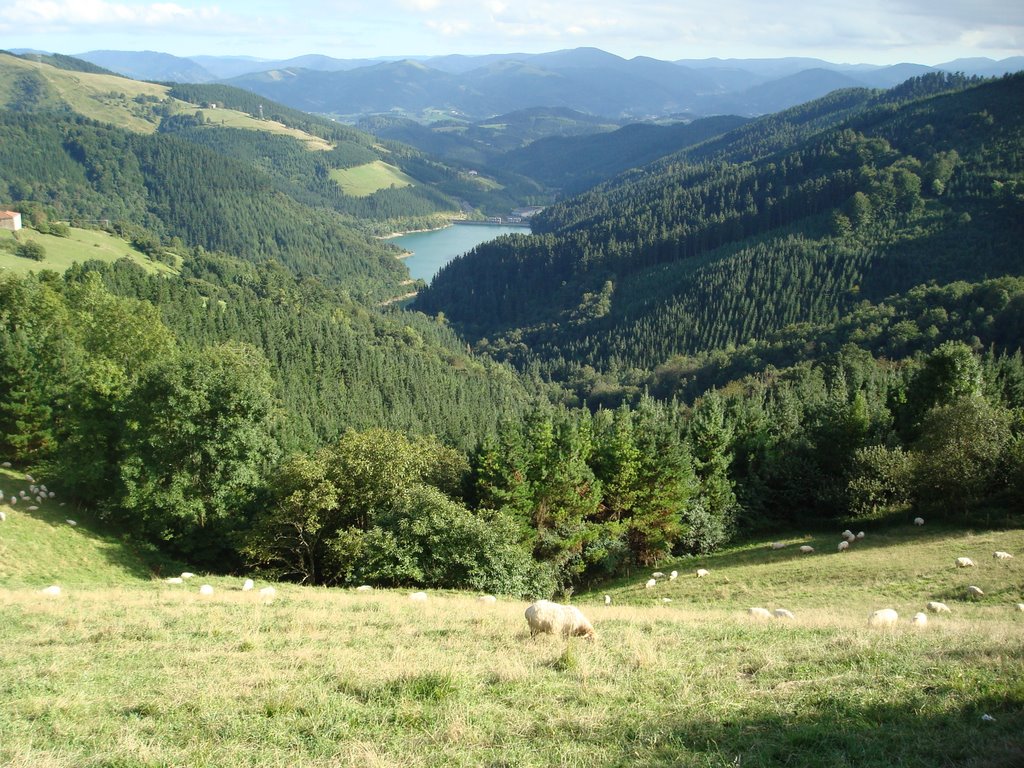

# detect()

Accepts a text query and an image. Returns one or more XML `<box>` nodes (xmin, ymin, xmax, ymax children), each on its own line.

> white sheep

<box><xmin>799</xmin><ymin>545</ymin><xmax>814</xmax><ymax>554</ymax></box>
<box><xmin>661</xmin><ymin>597</ymin><xmax>672</xmax><ymax>603</ymax></box>
<box><xmin>696</xmin><ymin>568</ymin><xmax>710</xmax><ymax>578</ymax></box>
<box><xmin>652</xmin><ymin>571</ymin><xmax>666</xmax><ymax>578</ymax></box>
<box><xmin>40</xmin><ymin>585</ymin><xmax>61</xmax><ymax>596</ymax></box>
<box><xmin>603</xmin><ymin>595</ymin><xmax>611</xmax><ymax>605</ymax></box>
<box><xmin>478</xmin><ymin>595</ymin><xmax>497</xmax><ymax>605</ymax></box>
<box><xmin>242</xmin><ymin>579</ymin><xmax>255</xmax><ymax>592</ymax></box>
<box><xmin>65</xmin><ymin>519</ymin><xmax>76</xmax><ymax>525</ymax></box>
<box><xmin>259</xmin><ymin>586</ymin><xmax>277</xmax><ymax>599</ymax></box>
<box><xmin>645</xmin><ymin>578</ymin><xmax>657</xmax><ymax>589</ymax></box>
<box><xmin>9</xmin><ymin>497</ymin><xmax>15</xmax><ymax>505</ymax></box>
<box><xmin>26</xmin><ymin>505</ymin><xmax>38</xmax><ymax>511</ymax></box>
<box><xmin>856</xmin><ymin>532</ymin><xmax>865</xmax><ymax>540</ymax></box>
<box><xmin>843</xmin><ymin>532</ymin><xmax>856</xmax><ymax>543</ymax></box>
<box><xmin>524</xmin><ymin>600</ymin><xmax>596</xmax><ymax>639</ymax></box>
<box><xmin>956</xmin><ymin>557</ymin><xmax>975</xmax><ymax>568</ymax></box>
<box><xmin>1</xmin><ymin>461</ymin><xmax>11</xmax><ymax>467</ymax></box>
<box><xmin>869</xmin><ymin>608</ymin><xmax>899</xmax><ymax>626</ymax></box>
<box><xmin>770</xmin><ymin>542</ymin><xmax>786</xmax><ymax>550</ymax></box>
<box><xmin>1016</xmin><ymin>603</ymin><xmax>1024</xmax><ymax>612</ymax></box>
<box><xmin>181</xmin><ymin>572</ymin><xmax>195</xmax><ymax>579</ymax></box>
<box><xmin>0</xmin><ymin>510</ymin><xmax>5</xmax><ymax>522</ymax></box>
<box><xmin>967</xmin><ymin>585</ymin><xmax>984</xmax><ymax>597</ymax></box>
<box><xmin>165</xmin><ymin>577</ymin><xmax>183</xmax><ymax>584</ymax></box>
<box><xmin>912</xmin><ymin>612</ymin><xmax>928</xmax><ymax>627</ymax></box>
<box><xmin>773</xmin><ymin>608</ymin><xmax>795</xmax><ymax>619</ymax></box>
<box><xmin>25</xmin><ymin>474</ymin><xmax>33</xmax><ymax>482</ymax></box>
<box><xmin>837</xmin><ymin>540</ymin><xmax>850</xmax><ymax>552</ymax></box>
<box><xmin>409</xmin><ymin>591</ymin><xmax>428</xmax><ymax>602</ymax></box>
<box><xmin>669</xmin><ymin>571</ymin><xmax>678</xmax><ymax>580</ymax></box>
<box><xmin>914</xmin><ymin>517</ymin><xmax>924</xmax><ymax>526</ymax></box>
<box><xmin>199</xmin><ymin>584</ymin><xmax>214</xmax><ymax>595</ymax></box>
<box><xmin>927</xmin><ymin>601</ymin><xmax>951</xmax><ymax>613</ymax></box>
<box><xmin>356</xmin><ymin>585</ymin><xmax>374</xmax><ymax>592</ymax></box>
<box><xmin>842</xmin><ymin>529</ymin><xmax>854</xmax><ymax>539</ymax></box>
<box><xmin>993</xmin><ymin>551</ymin><xmax>1014</xmax><ymax>560</ymax></box>
<box><xmin>48</xmin><ymin>491</ymin><xmax>55</xmax><ymax>498</ymax></box>
<box><xmin>747</xmin><ymin>607</ymin><xmax>772</xmax><ymax>619</ymax></box>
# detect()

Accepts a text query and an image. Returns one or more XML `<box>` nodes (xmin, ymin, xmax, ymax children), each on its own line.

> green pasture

<box><xmin>1</xmin><ymin>465</ymin><xmax>1022</xmax><ymax>767</ymax></box>
<box><xmin>0</xmin><ymin>227</ymin><xmax>178</xmax><ymax>277</ymax></box>
<box><xmin>331</xmin><ymin>161</ymin><xmax>417</xmax><ymax>197</ymax></box>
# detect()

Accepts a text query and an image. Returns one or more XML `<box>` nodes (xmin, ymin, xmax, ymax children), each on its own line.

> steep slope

<box><xmin>414</xmin><ymin>74</ymin><xmax>1024</xmax><ymax>378</ymax></box>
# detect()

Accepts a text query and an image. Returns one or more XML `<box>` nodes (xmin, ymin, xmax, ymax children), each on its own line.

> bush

<box><xmin>15</xmin><ymin>240</ymin><xmax>45</xmax><ymax>261</ymax></box>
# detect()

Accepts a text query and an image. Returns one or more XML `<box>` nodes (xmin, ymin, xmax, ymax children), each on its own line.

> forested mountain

<box><xmin>3</xmin><ymin>55</ymin><xmax>1022</xmax><ymax>595</ymax></box>
<box><xmin>415</xmin><ymin>73</ymin><xmax>1024</xmax><ymax>381</ymax></box>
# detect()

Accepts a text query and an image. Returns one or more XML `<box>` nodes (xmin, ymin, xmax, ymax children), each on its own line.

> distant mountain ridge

<box><xmin>61</xmin><ymin>47</ymin><xmax>1024</xmax><ymax>120</ymax></box>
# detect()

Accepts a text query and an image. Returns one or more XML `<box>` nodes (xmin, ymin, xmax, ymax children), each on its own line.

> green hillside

<box><xmin>0</xmin><ymin>226</ymin><xmax>177</xmax><ymax>277</ymax></box>
<box><xmin>415</xmin><ymin>74</ymin><xmax>1023</xmax><ymax>362</ymax></box>
<box><xmin>1</xmin><ymin>498</ymin><xmax>1022</xmax><ymax>767</ymax></box>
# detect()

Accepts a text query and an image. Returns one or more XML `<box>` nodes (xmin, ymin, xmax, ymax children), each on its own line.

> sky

<box><xmin>1</xmin><ymin>0</ymin><xmax>1022</xmax><ymax>65</ymax></box>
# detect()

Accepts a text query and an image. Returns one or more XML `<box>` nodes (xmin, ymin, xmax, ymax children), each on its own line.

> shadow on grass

<box><xmin>2</xmin><ymin>472</ymin><xmax>165</xmax><ymax>581</ymax></box>
<box><xmin>632</xmin><ymin>696</ymin><xmax>1024</xmax><ymax>768</ymax></box>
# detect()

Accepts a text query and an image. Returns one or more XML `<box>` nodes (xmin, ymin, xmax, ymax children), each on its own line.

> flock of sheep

<box><xmin>4</xmin><ymin>465</ymin><xmax>1022</xmax><ymax>636</ymax></box>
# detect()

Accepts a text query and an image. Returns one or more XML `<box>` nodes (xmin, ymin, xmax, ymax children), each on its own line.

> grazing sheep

<box><xmin>1016</xmin><ymin>604</ymin><xmax>1024</xmax><ymax>612</ymax></box>
<box><xmin>856</xmin><ymin>532</ymin><xmax>865</xmax><ymax>540</ymax></box>
<box><xmin>259</xmin><ymin>586</ymin><xmax>277</xmax><ymax>599</ymax></box>
<box><xmin>26</xmin><ymin>505</ymin><xmax>38</xmax><ymax>511</ymax></box>
<box><xmin>19</xmin><ymin>490</ymin><xmax>26</xmax><ymax>497</ymax></box>
<box><xmin>645</xmin><ymin>578</ymin><xmax>657</xmax><ymax>589</ymax></box>
<box><xmin>869</xmin><ymin>608</ymin><xmax>899</xmax><ymax>626</ymax></box>
<box><xmin>65</xmin><ymin>519</ymin><xmax>76</xmax><ymax>526</ymax></box>
<box><xmin>770</xmin><ymin>542</ymin><xmax>786</xmax><ymax>550</ymax></box>
<box><xmin>956</xmin><ymin>557</ymin><xmax>975</xmax><ymax>568</ymax></box>
<box><xmin>48</xmin><ymin>491</ymin><xmax>55</xmax><ymax>498</ymax></box>
<box><xmin>967</xmin><ymin>585</ymin><xmax>984</xmax><ymax>597</ymax></box>
<box><xmin>1</xmin><ymin>461</ymin><xmax>11</xmax><ymax>467</ymax></box>
<box><xmin>837</xmin><ymin>540</ymin><xmax>850</xmax><ymax>552</ymax></box>
<box><xmin>603</xmin><ymin>595</ymin><xmax>611</xmax><ymax>605</ymax></box>
<box><xmin>524</xmin><ymin>600</ymin><xmax>596</xmax><ymax>640</ymax></box>
<box><xmin>181</xmin><ymin>572</ymin><xmax>195</xmax><ymax>579</ymax></box>
<box><xmin>912</xmin><ymin>612</ymin><xmax>928</xmax><ymax>626</ymax></box>
<box><xmin>747</xmin><ymin>607</ymin><xmax>772</xmax><ymax>619</ymax></box>
<box><xmin>994</xmin><ymin>551</ymin><xmax>1014</xmax><ymax>560</ymax></box>
<box><xmin>356</xmin><ymin>585</ymin><xmax>374</xmax><ymax>592</ymax></box>
<box><xmin>661</xmin><ymin>597</ymin><xmax>673</xmax><ymax>603</ymax></box>
<box><xmin>773</xmin><ymin>608</ymin><xmax>795</xmax><ymax>619</ymax></box>
<box><xmin>242</xmin><ymin>579</ymin><xmax>255</xmax><ymax>592</ymax></box>
<box><xmin>927</xmin><ymin>601</ymin><xmax>951</xmax><ymax>613</ymax></box>
<box><xmin>8</xmin><ymin>497</ymin><xmax>15</xmax><ymax>505</ymax></box>
<box><xmin>842</xmin><ymin>529</ymin><xmax>854</xmax><ymax>539</ymax></box>
<box><xmin>40</xmin><ymin>585</ymin><xmax>61</xmax><ymax>596</ymax></box>
<box><xmin>696</xmin><ymin>568</ymin><xmax>710</xmax><ymax>578</ymax></box>
<box><xmin>199</xmin><ymin>584</ymin><xmax>214</xmax><ymax>596</ymax></box>
<box><xmin>478</xmin><ymin>595</ymin><xmax>498</xmax><ymax>605</ymax></box>
<box><xmin>25</xmin><ymin>474</ymin><xmax>33</xmax><ymax>482</ymax></box>
<box><xmin>0</xmin><ymin>510</ymin><xmax>5</xmax><ymax>522</ymax></box>
<box><xmin>799</xmin><ymin>545</ymin><xmax>815</xmax><ymax>553</ymax></box>
<box><xmin>914</xmin><ymin>517</ymin><xmax>924</xmax><ymax>526</ymax></box>
<box><xmin>652</xmin><ymin>572</ymin><xmax>666</xmax><ymax>578</ymax></box>
<box><xmin>843</xmin><ymin>532</ymin><xmax>857</xmax><ymax>543</ymax></box>
<box><xmin>669</xmin><ymin>571</ymin><xmax>678</xmax><ymax>580</ymax></box>
<box><xmin>409</xmin><ymin>591</ymin><xmax>428</xmax><ymax>602</ymax></box>
<box><xmin>165</xmin><ymin>577</ymin><xmax>183</xmax><ymax>584</ymax></box>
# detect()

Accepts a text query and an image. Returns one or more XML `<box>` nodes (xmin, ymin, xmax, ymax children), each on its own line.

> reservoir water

<box><xmin>394</xmin><ymin>224</ymin><xmax>526</xmax><ymax>283</ymax></box>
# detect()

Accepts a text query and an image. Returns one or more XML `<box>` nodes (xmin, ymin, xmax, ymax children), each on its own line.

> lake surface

<box><xmin>394</xmin><ymin>224</ymin><xmax>525</xmax><ymax>283</ymax></box>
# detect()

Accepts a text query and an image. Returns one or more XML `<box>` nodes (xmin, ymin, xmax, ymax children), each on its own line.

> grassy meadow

<box><xmin>330</xmin><ymin>161</ymin><xmax>417</xmax><ymax>197</ymax></box>
<box><xmin>1</xmin><ymin>465</ymin><xmax>1023</xmax><ymax>767</ymax></box>
<box><xmin>0</xmin><ymin>227</ymin><xmax>178</xmax><ymax>277</ymax></box>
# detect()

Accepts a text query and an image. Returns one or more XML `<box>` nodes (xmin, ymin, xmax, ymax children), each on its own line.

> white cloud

<box><xmin>3</xmin><ymin>0</ymin><xmax>239</xmax><ymax>31</ymax></box>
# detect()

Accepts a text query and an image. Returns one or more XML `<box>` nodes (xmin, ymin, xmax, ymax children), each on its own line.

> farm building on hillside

<box><xmin>0</xmin><ymin>210</ymin><xmax>22</xmax><ymax>231</ymax></box>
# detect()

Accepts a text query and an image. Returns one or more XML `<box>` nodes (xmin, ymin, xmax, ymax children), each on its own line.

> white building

<box><xmin>0</xmin><ymin>211</ymin><xmax>22</xmax><ymax>231</ymax></box>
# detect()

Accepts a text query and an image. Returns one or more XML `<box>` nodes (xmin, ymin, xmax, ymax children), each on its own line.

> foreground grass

<box><xmin>2</xmin><ymin>473</ymin><xmax>1022</xmax><ymax>767</ymax></box>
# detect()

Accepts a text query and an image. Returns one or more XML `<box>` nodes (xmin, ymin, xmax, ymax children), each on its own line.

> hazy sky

<box><xmin>2</xmin><ymin>0</ymin><xmax>1022</xmax><ymax>64</ymax></box>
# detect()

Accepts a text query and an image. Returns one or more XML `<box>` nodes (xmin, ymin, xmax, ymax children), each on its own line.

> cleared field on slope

<box><xmin>0</xmin><ymin>227</ymin><xmax>178</xmax><ymax>277</ymax></box>
<box><xmin>1</xmin><ymin>466</ymin><xmax>1022</xmax><ymax>768</ymax></box>
<box><xmin>330</xmin><ymin>160</ymin><xmax>416</xmax><ymax>196</ymax></box>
